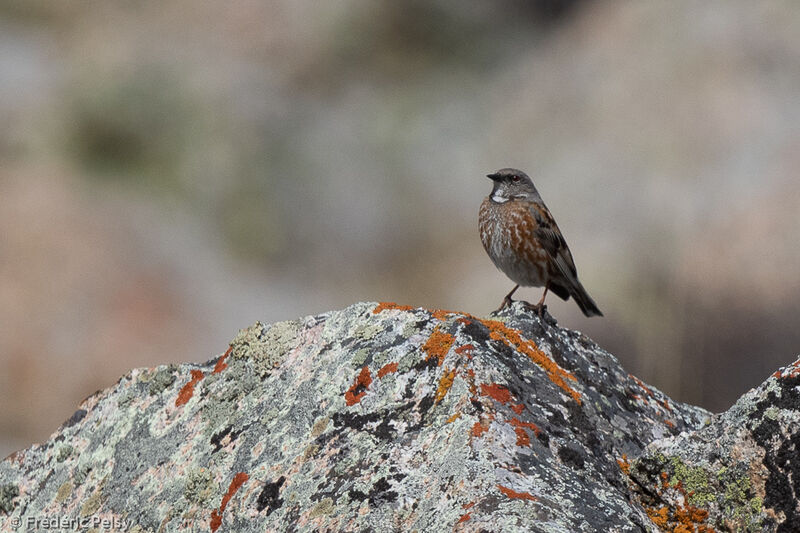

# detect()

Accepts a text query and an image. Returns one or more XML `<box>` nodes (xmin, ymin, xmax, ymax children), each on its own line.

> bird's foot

<box><xmin>519</xmin><ymin>301</ymin><xmax>550</xmax><ymax>320</ymax></box>
<box><xmin>494</xmin><ymin>299</ymin><xmax>554</xmax><ymax>324</ymax></box>
<box><xmin>528</xmin><ymin>302</ymin><xmax>547</xmax><ymax>318</ymax></box>
<box><xmin>494</xmin><ymin>297</ymin><xmax>514</xmax><ymax>313</ymax></box>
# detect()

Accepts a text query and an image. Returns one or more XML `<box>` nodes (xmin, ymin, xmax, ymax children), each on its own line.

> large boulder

<box><xmin>0</xmin><ymin>302</ymin><xmax>795</xmax><ymax>531</ymax></box>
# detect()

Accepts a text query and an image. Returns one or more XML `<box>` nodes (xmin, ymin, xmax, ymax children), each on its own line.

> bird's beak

<box><xmin>487</xmin><ymin>173</ymin><xmax>502</xmax><ymax>181</ymax></box>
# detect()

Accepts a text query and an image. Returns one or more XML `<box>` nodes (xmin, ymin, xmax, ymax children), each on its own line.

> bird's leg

<box><xmin>495</xmin><ymin>284</ymin><xmax>520</xmax><ymax>312</ymax></box>
<box><xmin>534</xmin><ymin>285</ymin><xmax>549</xmax><ymax>318</ymax></box>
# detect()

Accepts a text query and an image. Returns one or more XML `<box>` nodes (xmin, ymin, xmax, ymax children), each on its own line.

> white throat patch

<box><xmin>491</xmin><ymin>193</ymin><xmax>510</xmax><ymax>204</ymax></box>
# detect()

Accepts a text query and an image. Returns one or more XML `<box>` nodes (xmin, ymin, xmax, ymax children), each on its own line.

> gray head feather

<box><xmin>486</xmin><ymin>168</ymin><xmax>541</xmax><ymax>202</ymax></box>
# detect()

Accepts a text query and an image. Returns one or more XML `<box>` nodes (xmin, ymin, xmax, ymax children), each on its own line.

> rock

<box><xmin>0</xmin><ymin>301</ymin><xmax>795</xmax><ymax>531</ymax></box>
<box><xmin>628</xmin><ymin>362</ymin><xmax>800</xmax><ymax>533</ymax></box>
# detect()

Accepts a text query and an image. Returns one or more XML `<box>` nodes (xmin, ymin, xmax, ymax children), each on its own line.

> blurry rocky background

<box><xmin>1</xmin><ymin>0</ymin><xmax>798</xmax><ymax>457</ymax></box>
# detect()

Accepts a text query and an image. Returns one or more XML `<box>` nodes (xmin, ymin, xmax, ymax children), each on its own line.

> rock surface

<box><xmin>0</xmin><ymin>302</ymin><xmax>797</xmax><ymax>532</ymax></box>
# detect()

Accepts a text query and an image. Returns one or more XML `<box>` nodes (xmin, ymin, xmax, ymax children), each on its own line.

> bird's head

<box><xmin>486</xmin><ymin>168</ymin><xmax>538</xmax><ymax>203</ymax></box>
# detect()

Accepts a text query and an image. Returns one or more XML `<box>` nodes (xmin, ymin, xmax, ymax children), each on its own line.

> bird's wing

<box><xmin>529</xmin><ymin>203</ymin><xmax>578</xmax><ymax>279</ymax></box>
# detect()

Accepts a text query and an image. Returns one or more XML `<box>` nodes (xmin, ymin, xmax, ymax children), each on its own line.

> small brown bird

<box><xmin>479</xmin><ymin>168</ymin><xmax>602</xmax><ymax>317</ymax></box>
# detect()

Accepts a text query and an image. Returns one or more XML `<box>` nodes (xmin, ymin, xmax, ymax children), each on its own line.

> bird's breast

<box><xmin>479</xmin><ymin>198</ymin><xmax>549</xmax><ymax>286</ymax></box>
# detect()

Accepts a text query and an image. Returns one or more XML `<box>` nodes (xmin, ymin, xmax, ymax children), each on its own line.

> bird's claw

<box><xmin>494</xmin><ymin>297</ymin><xmax>513</xmax><ymax>313</ymax></box>
<box><xmin>520</xmin><ymin>301</ymin><xmax>547</xmax><ymax>318</ymax></box>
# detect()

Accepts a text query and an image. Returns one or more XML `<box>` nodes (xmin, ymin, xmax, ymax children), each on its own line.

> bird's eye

<box><xmin>512</xmin><ymin>176</ymin><xmax>521</xmax><ymax>183</ymax></box>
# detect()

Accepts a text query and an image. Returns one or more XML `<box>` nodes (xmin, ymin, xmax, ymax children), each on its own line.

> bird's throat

<box><xmin>491</xmin><ymin>193</ymin><xmax>510</xmax><ymax>204</ymax></box>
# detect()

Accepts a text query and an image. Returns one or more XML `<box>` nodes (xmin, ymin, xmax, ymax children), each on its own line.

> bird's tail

<box><xmin>569</xmin><ymin>280</ymin><xmax>603</xmax><ymax>317</ymax></box>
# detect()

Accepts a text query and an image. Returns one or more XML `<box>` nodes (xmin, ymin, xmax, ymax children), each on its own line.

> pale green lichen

<box><xmin>55</xmin><ymin>481</ymin><xmax>73</xmax><ymax>504</ymax></box>
<box><xmin>200</xmin><ymin>362</ymin><xmax>261</xmax><ymax>435</ymax></box>
<box><xmin>202</xmin><ymin>371</ymin><xmax>223</xmax><ymax>387</ymax></box>
<box><xmin>398</xmin><ymin>351</ymin><xmax>419</xmax><ymax>373</ymax></box>
<box><xmin>117</xmin><ymin>391</ymin><xmax>136</xmax><ymax>408</ymax></box>
<box><xmin>372</xmin><ymin>350</ymin><xmax>389</xmax><ymax>366</ymax></box>
<box><xmin>0</xmin><ymin>483</ymin><xmax>18</xmax><ymax>513</ymax></box>
<box><xmin>354</xmin><ymin>322</ymin><xmax>382</xmax><ymax>341</ymax></box>
<box><xmin>764</xmin><ymin>406</ymin><xmax>779</xmax><ymax>420</ymax></box>
<box><xmin>309</xmin><ymin>497</ymin><xmax>334</xmax><ymax>518</ymax></box>
<box><xmin>303</xmin><ymin>444</ymin><xmax>320</xmax><ymax>460</ymax></box>
<box><xmin>184</xmin><ymin>468</ymin><xmax>214</xmax><ymax>506</ymax></box>
<box><xmin>80</xmin><ymin>491</ymin><xmax>102</xmax><ymax>517</ymax></box>
<box><xmin>260</xmin><ymin>408</ymin><xmax>280</xmax><ymax>426</ymax></box>
<box><xmin>401</xmin><ymin>321</ymin><xmax>423</xmax><ymax>339</ymax></box>
<box><xmin>350</xmin><ymin>348</ymin><xmax>370</xmax><ymax>368</ymax></box>
<box><xmin>717</xmin><ymin>466</ymin><xmax>763</xmax><ymax>527</ymax></box>
<box><xmin>657</xmin><ymin>456</ymin><xmax>764</xmax><ymax>529</ymax></box>
<box><xmin>57</xmin><ymin>444</ymin><xmax>74</xmax><ymax>462</ymax></box>
<box><xmin>74</xmin><ymin>462</ymin><xmax>91</xmax><ymax>485</ymax></box>
<box><xmin>749</xmin><ymin>497</ymin><xmax>763</xmax><ymax>516</ymax></box>
<box><xmin>232</xmin><ymin>321</ymin><xmax>299</xmax><ymax>376</ymax></box>
<box><xmin>147</xmin><ymin>366</ymin><xmax>177</xmax><ymax>395</ymax></box>
<box><xmin>669</xmin><ymin>457</ymin><xmax>713</xmax><ymax>506</ymax></box>
<box><xmin>310</xmin><ymin>416</ymin><xmax>330</xmax><ymax>438</ymax></box>
<box><xmin>721</xmin><ymin>470</ymin><xmax>750</xmax><ymax>503</ymax></box>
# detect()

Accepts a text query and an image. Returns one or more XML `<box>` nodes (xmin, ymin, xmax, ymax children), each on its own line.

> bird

<box><xmin>478</xmin><ymin>168</ymin><xmax>602</xmax><ymax>318</ymax></box>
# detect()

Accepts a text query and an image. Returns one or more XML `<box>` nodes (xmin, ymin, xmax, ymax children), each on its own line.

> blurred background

<box><xmin>1</xmin><ymin>0</ymin><xmax>799</xmax><ymax>457</ymax></box>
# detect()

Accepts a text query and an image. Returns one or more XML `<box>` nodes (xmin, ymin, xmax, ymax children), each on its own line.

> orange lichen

<box><xmin>377</xmin><ymin>362</ymin><xmax>398</xmax><ymax>378</ymax></box>
<box><xmin>510</xmin><ymin>417</ymin><xmax>540</xmax><ymax>446</ymax></box>
<box><xmin>617</xmin><ymin>454</ymin><xmax>630</xmax><ymax>475</ymax></box>
<box><xmin>373</xmin><ymin>302</ymin><xmax>414</xmax><ymax>314</ymax></box>
<box><xmin>464</xmin><ymin>368</ymin><xmax>478</xmax><ymax>396</ymax></box>
<box><xmin>210</xmin><ymin>472</ymin><xmax>249</xmax><ymax>532</ymax></box>
<box><xmin>375</xmin><ymin>303</ymin><xmax>582</xmax><ymax>403</ymax></box>
<box><xmin>664</xmin><ymin>419</ymin><xmax>675</xmax><ymax>428</ymax></box>
<box><xmin>430</xmin><ymin>308</ymin><xmax>458</xmax><ymax>321</ymax></box>
<box><xmin>497</xmin><ymin>485</ymin><xmax>537</xmax><ymax>502</ymax></box>
<box><xmin>480</xmin><ymin>319</ymin><xmax>581</xmax><ymax>403</ymax></box>
<box><xmin>175</xmin><ymin>370</ymin><xmax>205</xmax><ymax>407</ymax></box>
<box><xmin>373</xmin><ymin>303</ymin><xmax>582</xmax><ymax>403</ymax></box>
<box><xmin>641</xmin><ymin>470</ymin><xmax>716</xmax><ymax>533</ymax></box>
<box><xmin>344</xmin><ymin>366</ymin><xmax>373</xmax><ymax>406</ymax></box>
<box><xmin>462</xmin><ymin>502</ymin><xmax>475</xmax><ymax>510</ymax></box>
<box><xmin>373</xmin><ymin>302</ymin><xmax>474</xmax><ymax>326</ymax></box>
<box><xmin>510</xmin><ymin>417</ymin><xmax>540</xmax><ymax>437</ymax></box>
<box><xmin>435</xmin><ymin>368</ymin><xmax>457</xmax><ymax>403</ymax></box>
<box><xmin>630</xmin><ymin>375</ymin><xmax>654</xmax><ymax>397</ymax></box>
<box><xmin>771</xmin><ymin>360</ymin><xmax>800</xmax><ymax>379</ymax></box>
<box><xmin>514</xmin><ymin>427</ymin><xmax>530</xmax><ymax>447</ymax></box>
<box><xmin>644</xmin><ymin>502</ymin><xmax>714</xmax><ymax>533</ymax></box>
<box><xmin>446</xmin><ymin>413</ymin><xmax>462</xmax><ymax>424</ymax></box>
<box><xmin>480</xmin><ymin>383</ymin><xmax>512</xmax><ymax>404</ymax></box>
<box><xmin>455</xmin><ymin>344</ymin><xmax>475</xmax><ymax>359</ymax></box>
<box><xmin>423</xmin><ymin>326</ymin><xmax>455</xmax><ymax>366</ymax></box>
<box><xmin>456</xmin><ymin>512</ymin><xmax>472</xmax><ymax>524</ymax></box>
<box><xmin>511</xmin><ymin>404</ymin><xmax>524</xmax><ymax>414</ymax></box>
<box><xmin>675</xmin><ymin>505</ymin><xmax>709</xmax><ymax>525</ymax></box>
<box><xmin>647</xmin><ymin>506</ymin><xmax>669</xmax><ymax>528</ymax></box>
<box><xmin>212</xmin><ymin>346</ymin><xmax>232</xmax><ymax>374</ymax></box>
<box><xmin>471</xmin><ymin>417</ymin><xmax>492</xmax><ymax>438</ymax></box>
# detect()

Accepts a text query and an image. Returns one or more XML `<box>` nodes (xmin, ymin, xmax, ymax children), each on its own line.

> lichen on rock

<box><xmin>627</xmin><ymin>359</ymin><xmax>800</xmax><ymax>532</ymax></box>
<box><xmin>0</xmin><ymin>301</ymin><xmax>797</xmax><ymax>532</ymax></box>
<box><xmin>230</xmin><ymin>320</ymin><xmax>299</xmax><ymax>376</ymax></box>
